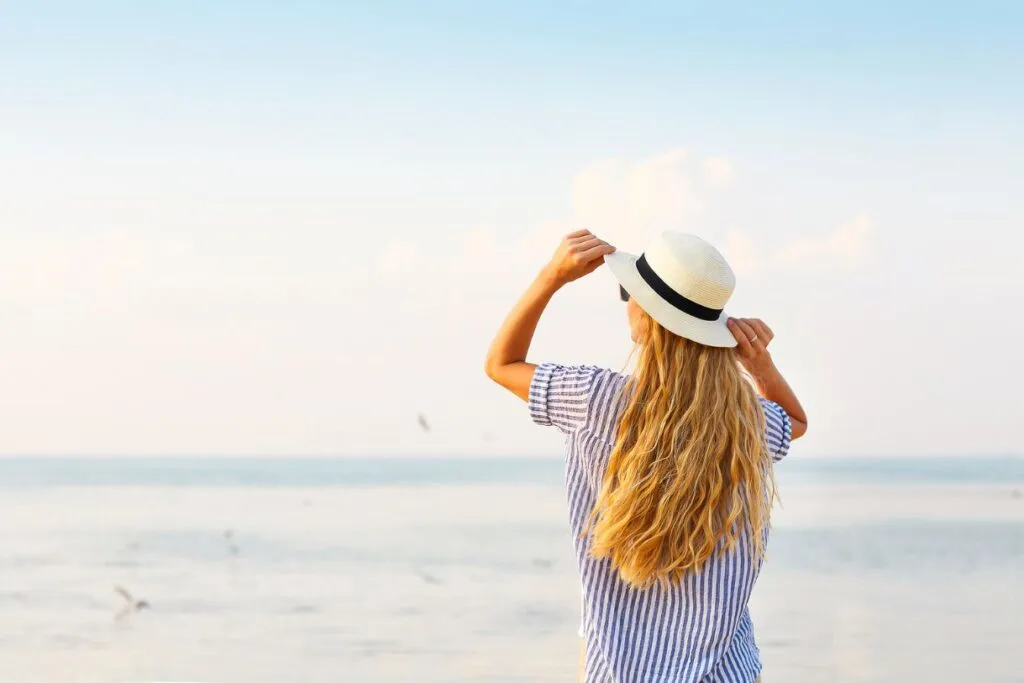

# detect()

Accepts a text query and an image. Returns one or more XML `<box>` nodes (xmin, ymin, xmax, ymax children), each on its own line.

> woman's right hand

<box><xmin>543</xmin><ymin>230</ymin><xmax>615</xmax><ymax>286</ymax></box>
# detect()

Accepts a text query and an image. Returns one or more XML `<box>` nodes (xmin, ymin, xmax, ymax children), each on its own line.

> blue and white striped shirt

<box><xmin>529</xmin><ymin>363</ymin><xmax>792</xmax><ymax>683</ymax></box>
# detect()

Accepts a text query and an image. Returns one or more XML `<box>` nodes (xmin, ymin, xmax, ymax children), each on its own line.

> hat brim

<box><xmin>605</xmin><ymin>251</ymin><xmax>737</xmax><ymax>348</ymax></box>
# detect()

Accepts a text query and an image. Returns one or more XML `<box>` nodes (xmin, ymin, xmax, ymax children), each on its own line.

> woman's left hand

<box><xmin>728</xmin><ymin>317</ymin><xmax>775</xmax><ymax>376</ymax></box>
<box><xmin>727</xmin><ymin>317</ymin><xmax>808</xmax><ymax>439</ymax></box>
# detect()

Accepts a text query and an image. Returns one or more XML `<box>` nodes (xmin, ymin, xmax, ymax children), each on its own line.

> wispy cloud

<box><xmin>702</xmin><ymin>156</ymin><xmax>735</xmax><ymax>190</ymax></box>
<box><xmin>725</xmin><ymin>215</ymin><xmax>874</xmax><ymax>276</ymax></box>
<box><xmin>371</xmin><ymin>150</ymin><xmax>871</xmax><ymax>309</ymax></box>
<box><xmin>0</xmin><ymin>232</ymin><xmax>156</xmax><ymax>308</ymax></box>
<box><xmin>373</xmin><ymin>148</ymin><xmax>736</xmax><ymax>295</ymax></box>
<box><xmin>376</xmin><ymin>239</ymin><xmax>423</xmax><ymax>284</ymax></box>
<box><xmin>775</xmin><ymin>214</ymin><xmax>873</xmax><ymax>267</ymax></box>
<box><xmin>570</xmin><ymin>148</ymin><xmax>704</xmax><ymax>247</ymax></box>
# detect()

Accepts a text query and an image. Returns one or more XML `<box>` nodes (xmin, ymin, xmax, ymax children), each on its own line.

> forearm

<box><xmin>485</xmin><ymin>230</ymin><xmax>614</xmax><ymax>401</ymax></box>
<box><xmin>749</xmin><ymin>360</ymin><xmax>808</xmax><ymax>439</ymax></box>
<box><xmin>484</xmin><ymin>268</ymin><xmax>562</xmax><ymax>399</ymax></box>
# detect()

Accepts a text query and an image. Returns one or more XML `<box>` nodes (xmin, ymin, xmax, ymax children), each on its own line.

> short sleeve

<box><xmin>760</xmin><ymin>397</ymin><xmax>793</xmax><ymax>462</ymax></box>
<box><xmin>528</xmin><ymin>363</ymin><xmax>599</xmax><ymax>435</ymax></box>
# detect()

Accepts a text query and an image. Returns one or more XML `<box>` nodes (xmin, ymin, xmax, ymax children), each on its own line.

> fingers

<box><xmin>733</xmin><ymin>318</ymin><xmax>756</xmax><ymax>343</ymax></box>
<box><xmin>573</xmin><ymin>236</ymin><xmax>615</xmax><ymax>262</ymax></box>
<box><xmin>727</xmin><ymin>318</ymin><xmax>753</xmax><ymax>355</ymax></box>
<box><xmin>729</xmin><ymin>317</ymin><xmax>774</xmax><ymax>349</ymax></box>
<box><xmin>567</xmin><ymin>230</ymin><xmax>609</xmax><ymax>249</ymax></box>
<box><xmin>748</xmin><ymin>319</ymin><xmax>774</xmax><ymax>345</ymax></box>
<box><xmin>731</xmin><ymin>318</ymin><xmax>765</xmax><ymax>354</ymax></box>
<box><xmin>579</xmin><ymin>242</ymin><xmax>616</xmax><ymax>263</ymax></box>
<box><xmin>741</xmin><ymin>319</ymin><xmax>767</xmax><ymax>354</ymax></box>
<box><xmin>568</xmin><ymin>234</ymin><xmax>598</xmax><ymax>250</ymax></box>
<box><xmin>571</xmin><ymin>235</ymin><xmax>601</xmax><ymax>249</ymax></box>
<box><xmin>553</xmin><ymin>230</ymin><xmax>614</xmax><ymax>282</ymax></box>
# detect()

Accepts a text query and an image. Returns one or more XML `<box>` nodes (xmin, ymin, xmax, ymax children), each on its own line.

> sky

<box><xmin>1</xmin><ymin>1</ymin><xmax>1021</xmax><ymax>457</ymax></box>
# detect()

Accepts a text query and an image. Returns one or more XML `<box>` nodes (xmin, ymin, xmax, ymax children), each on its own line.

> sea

<box><xmin>0</xmin><ymin>456</ymin><xmax>1021</xmax><ymax>683</ymax></box>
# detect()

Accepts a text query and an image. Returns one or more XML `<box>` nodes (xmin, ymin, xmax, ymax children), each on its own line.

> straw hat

<box><xmin>605</xmin><ymin>232</ymin><xmax>737</xmax><ymax>348</ymax></box>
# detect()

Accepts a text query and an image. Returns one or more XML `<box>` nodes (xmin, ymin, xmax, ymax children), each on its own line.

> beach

<box><xmin>0</xmin><ymin>456</ymin><xmax>1021</xmax><ymax>682</ymax></box>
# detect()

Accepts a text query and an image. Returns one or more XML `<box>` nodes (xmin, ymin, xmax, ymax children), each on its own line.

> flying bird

<box><xmin>417</xmin><ymin>413</ymin><xmax>430</xmax><ymax>433</ymax></box>
<box><xmin>415</xmin><ymin>569</ymin><xmax>442</xmax><ymax>585</ymax></box>
<box><xmin>114</xmin><ymin>585</ymin><xmax>150</xmax><ymax>621</ymax></box>
<box><xmin>224</xmin><ymin>529</ymin><xmax>239</xmax><ymax>556</ymax></box>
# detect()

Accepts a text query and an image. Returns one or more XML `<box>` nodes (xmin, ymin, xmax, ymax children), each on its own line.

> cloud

<box><xmin>376</xmin><ymin>239</ymin><xmax>422</xmax><ymax>283</ymax></box>
<box><xmin>367</xmin><ymin>148</ymin><xmax>740</xmax><ymax>313</ymax></box>
<box><xmin>723</xmin><ymin>231</ymin><xmax>759</xmax><ymax>277</ymax></box>
<box><xmin>372</xmin><ymin>150</ymin><xmax>872</xmax><ymax>306</ymax></box>
<box><xmin>725</xmin><ymin>215</ymin><xmax>874</xmax><ymax>276</ymax></box>
<box><xmin>702</xmin><ymin>156</ymin><xmax>735</xmax><ymax>190</ymax></box>
<box><xmin>0</xmin><ymin>232</ymin><xmax>154</xmax><ymax>307</ymax></box>
<box><xmin>775</xmin><ymin>215</ymin><xmax>873</xmax><ymax>267</ymax></box>
<box><xmin>570</xmin><ymin>148</ymin><xmax>703</xmax><ymax>248</ymax></box>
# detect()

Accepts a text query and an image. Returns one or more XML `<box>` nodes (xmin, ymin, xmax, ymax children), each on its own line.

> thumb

<box><xmin>583</xmin><ymin>257</ymin><xmax>606</xmax><ymax>276</ymax></box>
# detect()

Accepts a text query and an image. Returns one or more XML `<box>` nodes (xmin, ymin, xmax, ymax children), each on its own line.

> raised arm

<box><xmin>484</xmin><ymin>230</ymin><xmax>614</xmax><ymax>401</ymax></box>
<box><xmin>728</xmin><ymin>318</ymin><xmax>808</xmax><ymax>439</ymax></box>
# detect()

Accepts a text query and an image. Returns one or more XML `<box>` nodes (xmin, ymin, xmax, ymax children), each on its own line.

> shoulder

<box><xmin>532</xmin><ymin>363</ymin><xmax>625</xmax><ymax>393</ymax></box>
<box><xmin>758</xmin><ymin>397</ymin><xmax>793</xmax><ymax>461</ymax></box>
<box><xmin>529</xmin><ymin>363</ymin><xmax>628</xmax><ymax>434</ymax></box>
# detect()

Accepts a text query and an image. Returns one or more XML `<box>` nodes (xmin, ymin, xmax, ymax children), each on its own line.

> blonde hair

<box><xmin>587</xmin><ymin>310</ymin><xmax>775</xmax><ymax>588</ymax></box>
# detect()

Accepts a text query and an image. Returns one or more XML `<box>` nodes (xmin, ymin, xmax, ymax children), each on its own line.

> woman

<box><xmin>484</xmin><ymin>230</ymin><xmax>807</xmax><ymax>682</ymax></box>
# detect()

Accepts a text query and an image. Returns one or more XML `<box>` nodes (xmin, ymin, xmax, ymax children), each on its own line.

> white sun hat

<box><xmin>605</xmin><ymin>232</ymin><xmax>738</xmax><ymax>348</ymax></box>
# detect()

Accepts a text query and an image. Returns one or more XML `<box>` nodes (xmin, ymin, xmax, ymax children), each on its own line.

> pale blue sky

<box><xmin>1</xmin><ymin>2</ymin><xmax>1021</xmax><ymax>456</ymax></box>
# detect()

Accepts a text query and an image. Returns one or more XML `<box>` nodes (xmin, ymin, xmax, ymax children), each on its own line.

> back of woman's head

<box><xmin>588</xmin><ymin>309</ymin><xmax>773</xmax><ymax>588</ymax></box>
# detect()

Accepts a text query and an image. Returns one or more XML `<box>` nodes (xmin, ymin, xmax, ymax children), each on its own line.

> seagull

<box><xmin>417</xmin><ymin>413</ymin><xmax>430</xmax><ymax>433</ymax></box>
<box><xmin>414</xmin><ymin>569</ymin><xmax>442</xmax><ymax>585</ymax></box>
<box><xmin>114</xmin><ymin>585</ymin><xmax>150</xmax><ymax>621</ymax></box>
<box><xmin>224</xmin><ymin>529</ymin><xmax>239</xmax><ymax>556</ymax></box>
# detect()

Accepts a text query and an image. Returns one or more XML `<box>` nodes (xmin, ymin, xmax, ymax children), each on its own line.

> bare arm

<box><xmin>485</xmin><ymin>230</ymin><xmax>614</xmax><ymax>401</ymax></box>
<box><xmin>728</xmin><ymin>317</ymin><xmax>808</xmax><ymax>439</ymax></box>
<box><xmin>482</xmin><ymin>271</ymin><xmax>558</xmax><ymax>401</ymax></box>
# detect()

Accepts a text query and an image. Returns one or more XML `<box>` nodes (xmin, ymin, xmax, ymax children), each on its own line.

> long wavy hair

<box><xmin>586</xmin><ymin>310</ymin><xmax>775</xmax><ymax>588</ymax></box>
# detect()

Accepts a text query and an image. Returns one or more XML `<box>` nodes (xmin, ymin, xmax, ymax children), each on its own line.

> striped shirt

<box><xmin>528</xmin><ymin>363</ymin><xmax>792</xmax><ymax>683</ymax></box>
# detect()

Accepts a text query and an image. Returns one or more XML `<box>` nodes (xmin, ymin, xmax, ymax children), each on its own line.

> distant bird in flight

<box><xmin>113</xmin><ymin>584</ymin><xmax>150</xmax><ymax>621</ymax></box>
<box><xmin>224</xmin><ymin>529</ymin><xmax>239</xmax><ymax>556</ymax></box>
<box><xmin>415</xmin><ymin>568</ymin><xmax>442</xmax><ymax>585</ymax></box>
<box><xmin>417</xmin><ymin>413</ymin><xmax>430</xmax><ymax>433</ymax></box>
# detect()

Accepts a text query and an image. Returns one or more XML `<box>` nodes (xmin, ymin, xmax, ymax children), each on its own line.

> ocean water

<box><xmin>0</xmin><ymin>456</ymin><xmax>1021</xmax><ymax>683</ymax></box>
